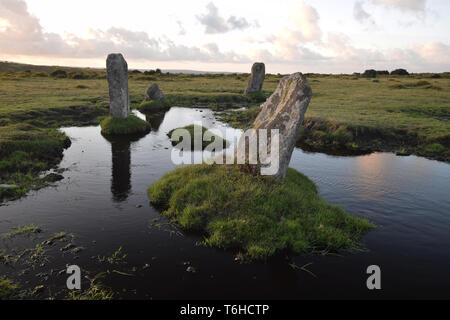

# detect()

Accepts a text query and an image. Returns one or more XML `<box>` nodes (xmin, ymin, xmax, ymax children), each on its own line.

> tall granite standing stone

<box><xmin>236</xmin><ymin>72</ymin><xmax>312</xmax><ymax>179</ymax></box>
<box><xmin>106</xmin><ymin>53</ymin><xmax>130</xmax><ymax>118</ymax></box>
<box><xmin>146</xmin><ymin>84</ymin><xmax>165</xmax><ymax>101</ymax></box>
<box><xmin>244</xmin><ymin>62</ymin><xmax>265</xmax><ymax>94</ymax></box>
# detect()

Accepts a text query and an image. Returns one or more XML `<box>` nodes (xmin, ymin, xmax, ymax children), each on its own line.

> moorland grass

<box><xmin>100</xmin><ymin>115</ymin><xmax>151</xmax><ymax>136</ymax></box>
<box><xmin>138</xmin><ymin>91</ymin><xmax>267</xmax><ymax>113</ymax></box>
<box><xmin>0</xmin><ymin>64</ymin><xmax>449</xmax><ymax>202</ymax></box>
<box><xmin>167</xmin><ymin>124</ymin><xmax>229</xmax><ymax>150</ymax></box>
<box><xmin>148</xmin><ymin>164</ymin><xmax>374</xmax><ymax>260</ymax></box>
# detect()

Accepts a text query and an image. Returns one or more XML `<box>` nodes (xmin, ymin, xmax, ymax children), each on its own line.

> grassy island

<box><xmin>100</xmin><ymin>115</ymin><xmax>151</xmax><ymax>136</ymax></box>
<box><xmin>148</xmin><ymin>164</ymin><xmax>374</xmax><ymax>261</ymax></box>
<box><xmin>167</xmin><ymin>124</ymin><xmax>229</xmax><ymax>150</ymax></box>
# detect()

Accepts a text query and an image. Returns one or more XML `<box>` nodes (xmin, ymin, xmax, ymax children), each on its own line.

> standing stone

<box><xmin>106</xmin><ymin>53</ymin><xmax>130</xmax><ymax>118</ymax></box>
<box><xmin>236</xmin><ymin>72</ymin><xmax>312</xmax><ymax>179</ymax></box>
<box><xmin>146</xmin><ymin>84</ymin><xmax>165</xmax><ymax>101</ymax></box>
<box><xmin>244</xmin><ymin>62</ymin><xmax>265</xmax><ymax>94</ymax></box>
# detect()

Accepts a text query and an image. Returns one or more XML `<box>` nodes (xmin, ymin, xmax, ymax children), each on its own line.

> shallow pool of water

<box><xmin>1</xmin><ymin>107</ymin><xmax>449</xmax><ymax>299</ymax></box>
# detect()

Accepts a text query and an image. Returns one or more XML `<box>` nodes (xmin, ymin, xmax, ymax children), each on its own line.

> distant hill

<box><xmin>0</xmin><ymin>61</ymin><xmax>103</xmax><ymax>73</ymax></box>
<box><xmin>0</xmin><ymin>61</ymin><xmax>236</xmax><ymax>75</ymax></box>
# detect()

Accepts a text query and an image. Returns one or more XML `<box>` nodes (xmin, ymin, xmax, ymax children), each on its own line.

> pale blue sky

<box><xmin>1</xmin><ymin>0</ymin><xmax>449</xmax><ymax>73</ymax></box>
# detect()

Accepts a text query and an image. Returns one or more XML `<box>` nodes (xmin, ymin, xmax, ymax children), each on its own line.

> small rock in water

<box><xmin>71</xmin><ymin>247</ymin><xmax>84</xmax><ymax>254</ymax></box>
<box><xmin>186</xmin><ymin>266</ymin><xmax>196</xmax><ymax>273</ymax></box>
<box><xmin>142</xmin><ymin>263</ymin><xmax>151</xmax><ymax>270</ymax></box>
<box><xmin>136</xmin><ymin>204</ymin><xmax>143</xmax><ymax>208</ymax></box>
<box><xmin>60</xmin><ymin>243</ymin><xmax>76</xmax><ymax>252</ymax></box>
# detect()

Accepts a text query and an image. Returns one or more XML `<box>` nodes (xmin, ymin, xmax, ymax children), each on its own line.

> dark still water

<box><xmin>1</xmin><ymin>107</ymin><xmax>449</xmax><ymax>299</ymax></box>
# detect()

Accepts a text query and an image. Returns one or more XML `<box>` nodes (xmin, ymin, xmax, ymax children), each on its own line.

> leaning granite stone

<box><xmin>106</xmin><ymin>53</ymin><xmax>130</xmax><ymax>118</ymax></box>
<box><xmin>244</xmin><ymin>62</ymin><xmax>265</xmax><ymax>94</ymax></box>
<box><xmin>146</xmin><ymin>84</ymin><xmax>165</xmax><ymax>101</ymax></box>
<box><xmin>236</xmin><ymin>72</ymin><xmax>312</xmax><ymax>179</ymax></box>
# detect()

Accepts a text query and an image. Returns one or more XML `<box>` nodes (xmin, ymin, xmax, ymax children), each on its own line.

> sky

<box><xmin>0</xmin><ymin>0</ymin><xmax>449</xmax><ymax>73</ymax></box>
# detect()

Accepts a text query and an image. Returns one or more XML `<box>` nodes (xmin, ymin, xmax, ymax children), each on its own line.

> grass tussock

<box><xmin>0</xmin><ymin>277</ymin><xmax>19</xmax><ymax>299</ymax></box>
<box><xmin>167</xmin><ymin>124</ymin><xmax>229</xmax><ymax>150</ymax></box>
<box><xmin>148</xmin><ymin>164</ymin><xmax>374</xmax><ymax>260</ymax></box>
<box><xmin>100</xmin><ymin>115</ymin><xmax>151</xmax><ymax>136</ymax></box>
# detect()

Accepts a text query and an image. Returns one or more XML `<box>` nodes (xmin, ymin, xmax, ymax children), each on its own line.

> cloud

<box><xmin>0</xmin><ymin>0</ymin><xmax>448</xmax><ymax>73</ymax></box>
<box><xmin>0</xmin><ymin>0</ymin><xmax>250</xmax><ymax>63</ymax></box>
<box><xmin>326</xmin><ymin>32</ymin><xmax>450</xmax><ymax>72</ymax></box>
<box><xmin>354</xmin><ymin>1</ymin><xmax>376</xmax><ymax>25</ymax></box>
<box><xmin>371</xmin><ymin>0</ymin><xmax>427</xmax><ymax>12</ymax></box>
<box><xmin>196</xmin><ymin>2</ymin><xmax>255</xmax><ymax>34</ymax></box>
<box><xmin>289</xmin><ymin>1</ymin><xmax>322</xmax><ymax>42</ymax></box>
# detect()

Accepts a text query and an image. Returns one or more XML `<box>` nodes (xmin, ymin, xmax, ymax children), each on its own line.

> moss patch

<box><xmin>168</xmin><ymin>124</ymin><xmax>229</xmax><ymax>150</ymax></box>
<box><xmin>148</xmin><ymin>164</ymin><xmax>374</xmax><ymax>260</ymax></box>
<box><xmin>100</xmin><ymin>115</ymin><xmax>151</xmax><ymax>136</ymax></box>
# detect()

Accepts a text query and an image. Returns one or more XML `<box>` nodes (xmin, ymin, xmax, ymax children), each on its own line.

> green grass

<box><xmin>67</xmin><ymin>284</ymin><xmax>114</xmax><ymax>300</ymax></box>
<box><xmin>100</xmin><ymin>115</ymin><xmax>151</xmax><ymax>136</ymax></box>
<box><xmin>148</xmin><ymin>164</ymin><xmax>374</xmax><ymax>260</ymax></box>
<box><xmin>2</xmin><ymin>224</ymin><xmax>42</xmax><ymax>239</ymax></box>
<box><xmin>0</xmin><ymin>65</ymin><xmax>449</xmax><ymax>203</ymax></box>
<box><xmin>0</xmin><ymin>277</ymin><xmax>19</xmax><ymax>299</ymax></box>
<box><xmin>138</xmin><ymin>91</ymin><xmax>268</xmax><ymax>113</ymax></box>
<box><xmin>97</xmin><ymin>246</ymin><xmax>128</xmax><ymax>265</ymax></box>
<box><xmin>167</xmin><ymin>124</ymin><xmax>229</xmax><ymax>150</ymax></box>
<box><xmin>217</xmin><ymin>106</ymin><xmax>262</xmax><ymax>129</ymax></box>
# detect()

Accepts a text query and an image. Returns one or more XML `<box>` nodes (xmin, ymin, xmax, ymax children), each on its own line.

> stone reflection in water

<box><xmin>145</xmin><ymin>111</ymin><xmax>167</xmax><ymax>131</ymax></box>
<box><xmin>110</xmin><ymin>138</ymin><xmax>132</xmax><ymax>202</ymax></box>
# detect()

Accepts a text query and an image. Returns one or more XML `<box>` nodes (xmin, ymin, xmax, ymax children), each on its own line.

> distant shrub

<box><xmin>50</xmin><ymin>69</ymin><xmax>67</xmax><ymax>78</ymax></box>
<box><xmin>391</xmin><ymin>69</ymin><xmax>409</xmax><ymax>76</ymax></box>
<box><xmin>68</xmin><ymin>72</ymin><xmax>90</xmax><ymax>79</ymax></box>
<box><xmin>136</xmin><ymin>75</ymin><xmax>157</xmax><ymax>81</ymax></box>
<box><xmin>376</xmin><ymin>70</ymin><xmax>389</xmax><ymax>76</ymax></box>
<box><xmin>75</xmin><ymin>85</ymin><xmax>89</xmax><ymax>89</ymax></box>
<box><xmin>362</xmin><ymin>69</ymin><xmax>377</xmax><ymax>78</ymax></box>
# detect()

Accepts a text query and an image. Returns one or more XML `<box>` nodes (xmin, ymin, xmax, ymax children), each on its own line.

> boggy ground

<box><xmin>0</xmin><ymin>62</ymin><xmax>449</xmax><ymax>202</ymax></box>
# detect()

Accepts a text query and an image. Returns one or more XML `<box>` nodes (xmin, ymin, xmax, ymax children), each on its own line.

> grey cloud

<box><xmin>371</xmin><ymin>0</ymin><xmax>427</xmax><ymax>12</ymax></box>
<box><xmin>0</xmin><ymin>0</ymin><xmax>250</xmax><ymax>63</ymax></box>
<box><xmin>354</xmin><ymin>1</ymin><xmax>376</xmax><ymax>25</ymax></box>
<box><xmin>196</xmin><ymin>2</ymin><xmax>255</xmax><ymax>34</ymax></box>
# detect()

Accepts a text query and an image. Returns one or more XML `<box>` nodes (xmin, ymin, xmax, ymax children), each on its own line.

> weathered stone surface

<box><xmin>106</xmin><ymin>53</ymin><xmax>130</xmax><ymax>118</ymax></box>
<box><xmin>244</xmin><ymin>62</ymin><xmax>265</xmax><ymax>94</ymax></box>
<box><xmin>236</xmin><ymin>72</ymin><xmax>312</xmax><ymax>179</ymax></box>
<box><xmin>146</xmin><ymin>84</ymin><xmax>165</xmax><ymax>101</ymax></box>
